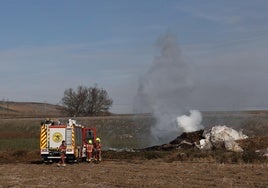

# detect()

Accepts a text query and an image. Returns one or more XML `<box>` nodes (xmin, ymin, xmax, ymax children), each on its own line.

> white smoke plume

<box><xmin>134</xmin><ymin>32</ymin><xmax>203</xmax><ymax>144</ymax></box>
<box><xmin>177</xmin><ymin>110</ymin><xmax>203</xmax><ymax>132</ymax></box>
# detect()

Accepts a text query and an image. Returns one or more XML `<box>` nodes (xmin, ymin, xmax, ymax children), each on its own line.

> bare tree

<box><xmin>61</xmin><ymin>85</ymin><xmax>113</xmax><ymax>116</ymax></box>
<box><xmin>61</xmin><ymin>88</ymin><xmax>80</xmax><ymax>116</ymax></box>
<box><xmin>86</xmin><ymin>85</ymin><xmax>113</xmax><ymax>115</ymax></box>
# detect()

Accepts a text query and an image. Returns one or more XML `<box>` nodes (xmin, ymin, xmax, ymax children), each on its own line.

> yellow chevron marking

<box><xmin>72</xmin><ymin>128</ymin><xmax>75</xmax><ymax>147</ymax></box>
<box><xmin>40</xmin><ymin>125</ymin><xmax>47</xmax><ymax>148</ymax></box>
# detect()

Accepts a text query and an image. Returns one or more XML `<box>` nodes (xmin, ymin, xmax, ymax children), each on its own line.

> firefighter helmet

<box><xmin>88</xmin><ymin>140</ymin><xmax>92</xmax><ymax>144</ymax></box>
<box><xmin>96</xmin><ymin>137</ymin><xmax>101</xmax><ymax>142</ymax></box>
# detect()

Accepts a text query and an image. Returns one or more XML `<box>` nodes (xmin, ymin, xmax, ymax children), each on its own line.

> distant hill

<box><xmin>1</xmin><ymin>101</ymin><xmax>267</xmax><ymax>120</ymax></box>
<box><xmin>0</xmin><ymin>101</ymin><xmax>65</xmax><ymax>118</ymax></box>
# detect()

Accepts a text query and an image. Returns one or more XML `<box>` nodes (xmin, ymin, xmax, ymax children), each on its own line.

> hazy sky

<box><xmin>0</xmin><ymin>0</ymin><xmax>267</xmax><ymax>113</ymax></box>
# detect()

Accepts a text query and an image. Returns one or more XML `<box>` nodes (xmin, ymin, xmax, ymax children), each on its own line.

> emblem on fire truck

<box><xmin>52</xmin><ymin>132</ymin><xmax>63</xmax><ymax>143</ymax></box>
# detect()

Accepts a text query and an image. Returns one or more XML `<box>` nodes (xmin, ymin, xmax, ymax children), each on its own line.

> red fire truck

<box><xmin>40</xmin><ymin>119</ymin><xmax>97</xmax><ymax>163</ymax></box>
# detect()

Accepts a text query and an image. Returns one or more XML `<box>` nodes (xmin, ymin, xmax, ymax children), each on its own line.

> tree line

<box><xmin>61</xmin><ymin>85</ymin><xmax>113</xmax><ymax>116</ymax></box>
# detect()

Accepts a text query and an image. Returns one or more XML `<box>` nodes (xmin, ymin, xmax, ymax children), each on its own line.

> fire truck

<box><xmin>40</xmin><ymin>119</ymin><xmax>97</xmax><ymax>163</ymax></box>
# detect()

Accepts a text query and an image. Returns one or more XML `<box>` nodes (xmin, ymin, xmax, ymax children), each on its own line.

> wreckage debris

<box><xmin>146</xmin><ymin>126</ymin><xmax>250</xmax><ymax>152</ymax></box>
<box><xmin>195</xmin><ymin>125</ymin><xmax>248</xmax><ymax>152</ymax></box>
<box><xmin>170</xmin><ymin>130</ymin><xmax>204</xmax><ymax>145</ymax></box>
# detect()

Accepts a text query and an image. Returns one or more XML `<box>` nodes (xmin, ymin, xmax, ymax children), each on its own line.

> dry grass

<box><xmin>0</xmin><ymin>161</ymin><xmax>267</xmax><ymax>187</ymax></box>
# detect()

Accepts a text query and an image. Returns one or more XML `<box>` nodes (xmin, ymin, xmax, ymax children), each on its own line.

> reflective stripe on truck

<box><xmin>40</xmin><ymin>124</ymin><xmax>47</xmax><ymax>149</ymax></box>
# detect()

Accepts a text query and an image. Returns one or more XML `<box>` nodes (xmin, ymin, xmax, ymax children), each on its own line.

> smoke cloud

<box><xmin>134</xmin><ymin>33</ymin><xmax>202</xmax><ymax>144</ymax></box>
<box><xmin>177</xmin><ymin>110</ymin><xmax>203</xmax><ymax>132</ymax></box>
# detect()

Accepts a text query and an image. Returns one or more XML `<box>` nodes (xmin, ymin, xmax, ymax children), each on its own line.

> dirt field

<box><xmin>0</xmin><ymin>160</ymin><xmax>267</xmax><ymax>188</ymax></box>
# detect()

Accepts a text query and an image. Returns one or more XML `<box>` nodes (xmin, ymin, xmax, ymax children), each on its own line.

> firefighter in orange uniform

<box><xmin>57</xmin><ymin>140</ymin><xmax>66</xmax><ymax>167</ymax></box>
<box><xmin>95</xmin><ymin>137</ymin><xmax>102</xmax><ymax>162</ymax></box>
<box><xmin>86</xmin><ymin>140</ymin><xmax>94</xmax><ymax>162</ymax></box>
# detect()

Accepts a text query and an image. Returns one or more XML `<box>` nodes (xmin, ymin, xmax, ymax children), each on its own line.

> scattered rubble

<box><xmin>195</xmin><ymin>125</ymin><xmax>248</xmax><ymax>152</ymax></box>
<box><xmin>146</xmin><ymin>125</ymin><xmax>252</xmax><ymax>152</ymax></box>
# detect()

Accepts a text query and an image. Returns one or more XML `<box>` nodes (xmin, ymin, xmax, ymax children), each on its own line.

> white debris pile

<box><xmin>196</xmin><ymin>125</ymin><xmax>248</xmax><ymax>152</ymax></box>
<box><xmin>68</xmin><ymin>119</ymin><xmax>82</xmax><ymax>127</ymax></box>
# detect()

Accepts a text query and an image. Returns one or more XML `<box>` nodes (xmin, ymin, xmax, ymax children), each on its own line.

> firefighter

<box><xmin>95</xmin><ymin>137</ymin><xmax>102</xmax><ymax>162</ymax></box>
<box><xmin>82</xmin><ymin>139</ymin><xmax>87</xmax><ymax>160</ymax></box>
<box><xmin>57</xmin><ymin>140</ymin><xmax>66</xmax><ymax>167</ymax></box>
<box><xmin>86</xmin><ymin>140</ymin><xmax>94</xmax><ymax>162</ymax></box>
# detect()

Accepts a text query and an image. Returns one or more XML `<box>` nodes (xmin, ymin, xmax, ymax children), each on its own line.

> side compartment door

<box><xmin>49</xmin><ymin>126</ymin><xmax>66</xmax><ymax>148</ymax></box>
